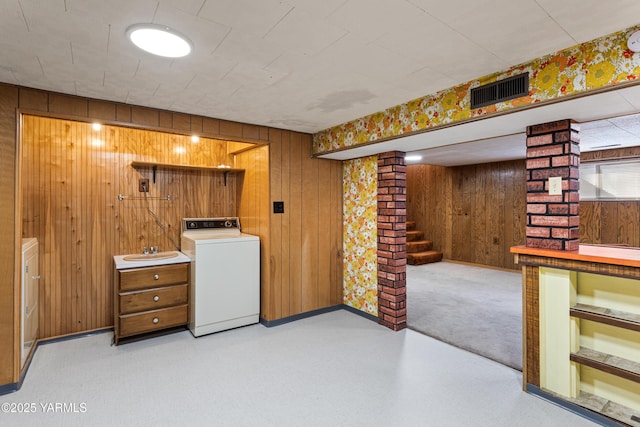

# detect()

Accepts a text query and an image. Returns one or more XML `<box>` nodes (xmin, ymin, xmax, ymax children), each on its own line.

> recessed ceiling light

<box><xmin>126</xmin><ymin>24</ymin><xmax>193</xmax><ymax>58</ymax></box>
<box><xmin>405</xmin><ymin>155</ymin><xmax>423</xmax><ymax>162</ymax></box>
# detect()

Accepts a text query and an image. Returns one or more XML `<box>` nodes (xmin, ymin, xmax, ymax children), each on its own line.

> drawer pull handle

<box><xmin>152</xmin><ymin>317</ymin><xmax>159</xmax><ymax>324</ymax></box>
<box><xmin>153</xmin><ymin>295</ymin><xmax>160</xmax><ymax>302</ymax></box>
<box><xmin>153</xmin><ymin>274</ymin><xmax>159</xmax><ymax>280</ymax></box>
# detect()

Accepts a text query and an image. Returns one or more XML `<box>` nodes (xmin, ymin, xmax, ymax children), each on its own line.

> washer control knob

<box><xmin>153</xmin><ymin>274</ymin><xmax>159</xmax><ymax>280</ymax></box>
<box><xmin>152</xmin><ymin>317</ymin><xmax>159</xmax><ymax>324</ymax></box>
<box><xmin>153</xmin><ymin>295</ymin><xmax>160</xmax><ymax>302</ymax></box>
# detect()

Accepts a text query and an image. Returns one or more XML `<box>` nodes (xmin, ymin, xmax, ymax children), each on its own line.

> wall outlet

<box><xmin>548</xmin><ymin>176</ymin><xmax>562</xmax><ymax>196</ymax></box>
<box><xmin>139</xmin><ymin>178</ymin><xmax>149</xmax><ymax>192</ymax></box>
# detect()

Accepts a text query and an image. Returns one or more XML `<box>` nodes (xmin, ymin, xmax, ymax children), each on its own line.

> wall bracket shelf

<box><xmin>131</xmin><ymin>161</ymin><xmax>243</xmax><ymax>186</ymax></box>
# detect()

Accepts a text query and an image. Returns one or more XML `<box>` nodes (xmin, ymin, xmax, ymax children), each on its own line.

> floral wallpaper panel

<box><xmin>343</xmin><ymin>156</ymin><xmax>378</xmax><ymax>316</ymax></box>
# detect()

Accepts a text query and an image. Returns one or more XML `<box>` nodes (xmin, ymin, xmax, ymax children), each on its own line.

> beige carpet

<box><xmin>407</xmin><ymin>261</ymin><xmax>522</xmax><ymax>371</ymax></box>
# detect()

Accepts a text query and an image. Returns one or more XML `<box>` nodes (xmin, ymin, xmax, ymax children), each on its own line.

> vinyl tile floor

<box><xmin>1</xmin><ymin>310</ymin><xmax>597</xmax><ymax>427</ymax></box>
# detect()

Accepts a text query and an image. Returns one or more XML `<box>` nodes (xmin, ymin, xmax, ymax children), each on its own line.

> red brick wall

<box><xmin>377</xmin><ymin>151</ymin><xmax>407</xmax><ymax>331</ymax></box>
<box><xmin>525</xmin><ymin>120</ymin><xmax>580</xmax><ymax>251</ymax></box>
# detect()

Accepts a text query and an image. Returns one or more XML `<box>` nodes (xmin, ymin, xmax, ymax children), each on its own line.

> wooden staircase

<box><xmin>406</xmin><ymin>221</ymin><xmax>443</xmax><ymax>265</ymax></box>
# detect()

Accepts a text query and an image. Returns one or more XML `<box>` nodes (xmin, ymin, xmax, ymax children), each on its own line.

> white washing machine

<box><xmin>181</xmin><ymin>217</ymin><xmax>260</xmax><ymax>337</ymax></box>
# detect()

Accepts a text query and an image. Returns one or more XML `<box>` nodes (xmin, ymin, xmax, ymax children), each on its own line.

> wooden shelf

<box><xmin>131</xmin><ymin>161</ymin><xmax>243</xmax><ymax>174</ymax></box>
<box><xmin>570</xmin><ymin>347</ymin><xmax>640</xmax><ymax>384</ymax></box>
<box><xmin>547</xmin><ymin>389</ymin><xmax>640</xmax><ymax>427</ymax></box>
<box><xmin>131</xmin><ymin>161</ymin><xmax>243</xmax><ymax>185</ymax></box>
<box><xmin>570</xmin><ymin>303</ymin><xmax>640</xmax><ymax>332</ymax></box>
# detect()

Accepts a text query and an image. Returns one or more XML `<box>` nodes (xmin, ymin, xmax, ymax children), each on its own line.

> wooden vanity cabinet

<box><xmin>114</xmin><ymin>262</ymin><xmax>190</xmax><ymax>344</ymax></box>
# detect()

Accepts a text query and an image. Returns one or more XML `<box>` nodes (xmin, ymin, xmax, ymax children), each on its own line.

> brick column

<box><xmin>526</xmin><ymin>119</ymin><xmax>580</xmax><ymax>251</ymax></box>
<box><xmin>377</xmin><ymin>151</ymin><xmax>407</xmax><ymax>331</ymax></box>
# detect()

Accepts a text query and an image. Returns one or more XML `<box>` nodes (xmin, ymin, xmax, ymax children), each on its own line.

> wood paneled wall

<box><xmin>265</xmin><ymin>131</ymin><xmax>343</xmax><ymax>321</ymax></box>
<box><xmin>235</xmin><ymin>145</ymin><xmax>271</xmax><ymax>320</ymax></box>
<box><xmin>580</xmin><ymin>202</ymin><xmax>640</xmax><ymax>246</ymax></box>
<box><xmin>21</xmin><ymin>115</ymin><xmax>239</xmax><ymax>338</ymax></box>
<box><xmin>580</xmin><ymin>147</ymin><xmax>640</xmax><ymax>247</ymax></box>
<box><xmin>1</xmin><ymin>82</ymin><xmax>320</xmax><ymax>386</ymax></box>
<box><xmin>408</xmin><ymin>152</ymin><xmax>640</xmax><ymax>271</ymax></box>
<box><xmin>407</xmin><ymin>160</ymin><xmax>528</xmax><ymax>270</ymax></box>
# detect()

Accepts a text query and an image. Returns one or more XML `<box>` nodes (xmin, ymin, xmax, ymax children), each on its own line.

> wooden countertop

<box><xmin>511</xmin><ymin>244</ymin><xmax>640</xmax><ymax>268</ymax></box>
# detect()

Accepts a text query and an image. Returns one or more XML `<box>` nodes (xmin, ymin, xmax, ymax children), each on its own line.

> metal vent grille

<box><xmin>470</xmin><ymin>73</ymin><xmax>529</xmax><ymax>109</ymax></box>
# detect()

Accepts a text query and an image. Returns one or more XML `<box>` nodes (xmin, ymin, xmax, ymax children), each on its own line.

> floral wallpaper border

<box><xmin>313</xmin><ymin>25</ymin><xmax>640</xmax><ymax>154</ymax></box>
<box><xmin>343</xmin><ymin>156</ymin><xmax>378</xmax><ymax>316</ymax></box>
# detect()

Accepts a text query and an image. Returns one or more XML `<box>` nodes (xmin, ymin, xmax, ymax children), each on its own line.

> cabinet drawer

<box><xmin>120</xmin><ymin>284</ymin><xmax>188</xmax><ymax>315</ymax></box>
<box><xmin>119</xmin><ymin>263</ymin><xmax>188</xmax><ymax>291</ymax></box>
<box><xmin>119</xmin><ymin>305</ymin><xmax>188</xmax><ymax>337</ymax></box>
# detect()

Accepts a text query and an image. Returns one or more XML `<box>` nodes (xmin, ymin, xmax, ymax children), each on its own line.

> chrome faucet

<box><xmin>151</xmin><ymin>246</ymin><xmax>159</xmax><ymax>254</ymax></box>
<box><xmin>143</xmin><ymin>247</ymin><xmax>149</xmax><ymax>255</ymax></box>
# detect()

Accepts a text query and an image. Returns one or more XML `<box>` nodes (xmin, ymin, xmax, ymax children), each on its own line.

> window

<box><xmin>580</xmin><ymin>159</ymin><xmax>640</xmax><ymax>200</ymax></box>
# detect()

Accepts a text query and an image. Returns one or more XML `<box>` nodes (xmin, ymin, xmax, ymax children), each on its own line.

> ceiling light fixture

<box><xmin>405</xmin><ymin>155</ymin><xmax>423</xmax><ymax>162</ymax></box>
<box><xmin>191</xmin><ymin>135</ymin><xmax>200</xmax><ymax>143</ymax></box>
<box><xmin>628</xmin><ymin>30</ymin><xmax>640</xmax><ymax>53</ymax></box>
<box><xmin>92</xmin><ymin>123</ymin><xmax>101</xmax><ymax>131</ymax></box>
<box><xmin>126</xmin><ymin>24</ymin><xmax>193</xmax><ymax>58</ymax></box>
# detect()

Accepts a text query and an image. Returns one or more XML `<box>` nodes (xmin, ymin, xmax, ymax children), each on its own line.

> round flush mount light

<box><xmin>628</xmin><ymin>30</ymin><xmax>640</xmax><ymax>53</ymax></box>
<box><xmin>126</xmin><ymin>24</ymin><xmax>193</xmax><ymax>58</ymax></box>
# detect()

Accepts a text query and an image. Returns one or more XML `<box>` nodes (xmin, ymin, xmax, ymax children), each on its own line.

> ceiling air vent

<box><xmin>470</xmin><ymin>73</ymin><xmax>529</xmax><ymax>109</ymax></box>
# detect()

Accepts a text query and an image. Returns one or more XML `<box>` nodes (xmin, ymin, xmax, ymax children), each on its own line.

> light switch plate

<box><xmin>548</xmin><ymin>177</ymin><xmax>562</xmax><ymax>196</ymax></box>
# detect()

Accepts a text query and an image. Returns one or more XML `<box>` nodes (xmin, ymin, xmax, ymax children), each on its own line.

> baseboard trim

<box><xmin>260</xmin><ymin>305</ymin><xmax>343</xmax><ymax>327</ymax></box>
<box><xmin>340</xmin><ymin>304</ymin><xmax>379</xmax><ymax>322</ymax></box>
<box><xmin>0</xmin><ymin>382</ymin><xmax>19</xmax><ymax>396</ymax></box>
<box><xmin>260</xmin><ymin>304</ymin><xmax>379</xmax><ymax>327</ymax></box>
<box><xmin>440</xmin><ymin>258</ymin><xmax>520</xmax><ymax>273</ymax></box>
<box><xmin>38</xmin><ymin>327</ymin><xmax>113</xmax><ymax>346</ymax></box>
<box><xmin>526</xmin><ymin>384</ymin><xmax>623</xmax><ymax>427</ymax></box>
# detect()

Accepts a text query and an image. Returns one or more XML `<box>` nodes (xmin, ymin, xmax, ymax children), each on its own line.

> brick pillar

<box><xmin>377</xmin><ymin>151</ymin><xmax>407</xmax><ymax>331</ymax></box>
<box><xmin>526</xmin><ymin>119</ymin><xmax>580</xmax><ymax>251</ymax></box>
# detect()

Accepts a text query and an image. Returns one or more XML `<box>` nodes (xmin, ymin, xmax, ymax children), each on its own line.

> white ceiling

<box><xmin>1</xmin><ymin>0</ymin><xmax>640</xmax><ymax>163</ymax></box>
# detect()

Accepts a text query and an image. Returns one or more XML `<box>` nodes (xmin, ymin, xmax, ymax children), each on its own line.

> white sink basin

<box><xmin>122</xmin><ymin>251</ymin><xmax>181</xmax><ymax>261</ymax></box>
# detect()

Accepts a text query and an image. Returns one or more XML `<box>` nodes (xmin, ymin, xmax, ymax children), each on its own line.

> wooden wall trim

<box><xmin>0</xmin><ymin>85</ymin><xmax>19</xmax><ymax>384</ymax></box>
<box><xmin>524</xmin><ymin>265</ymin><xmax>540</xmax><ymax>388</ymax></box>
<box><xmin>17</xmin><ymin>108</ymin><xmax>268</xmax><ymax>147</ymax></box>
<box><xmin>581</xmin><ymin>146</ymin><xmax>640</xmax><ymax>162</ymax></box>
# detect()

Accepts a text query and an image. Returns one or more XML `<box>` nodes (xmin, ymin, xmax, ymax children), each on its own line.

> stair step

<box><xmin>406</xmin><ymin>230</ymin><xmax>424</xmax><ymax>242</ymax></box>
<box><xmin>406</xmin><ymin>221</ymin><xmax>416</xmax><ymax>231</ymax></box>
<box><xmin>407</xmin><ymin>240</ymin><xmax>433</xmax><ymax>253</ymax></box>
<box><xmin>407</xmin><ymin>251</ymin><xmax>443</xmax><ymax>265</ymax></box>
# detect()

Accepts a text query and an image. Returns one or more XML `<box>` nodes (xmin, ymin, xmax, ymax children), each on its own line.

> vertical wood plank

<box><xmin>268</xmin><ymin>129</ymin><xmax>282</xmax><ymax>320</ymax></box>
<box><xmin>317</xmin><ymin>154</ymin><xmax>332</xmax><ymax>308</ymax></box>
<box><xmin>600</xmin><ymin>202</ymin><xmax>619</xmax><ymax>244</ymax></box>
<box><xmin>301</xmin><ymin>146</ymin><xmax>319</xmax><ymax>312</ymax></box>
<box><xmin>473</xmin><ymin>163</ymin><xmax>488</xmax><ymax>265</ymax></box>
<box><xmin>280</xmin><ymin>132</ymin><xmax>291</xmax><ymax>317</ymax></box>
<box><xmin>330</xmin><ymin>160</ymin><xmax>343</xmax><ymax>305</ymax></box>
<box><xmin>618</xmin><ymin>202</ymin><xmax>639</xmax><ymax>246</ymax></box>
<box><xmin>289</xmin><ymin>134</ymin><xmax>303</xmax><ymax>315</ymax></box>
